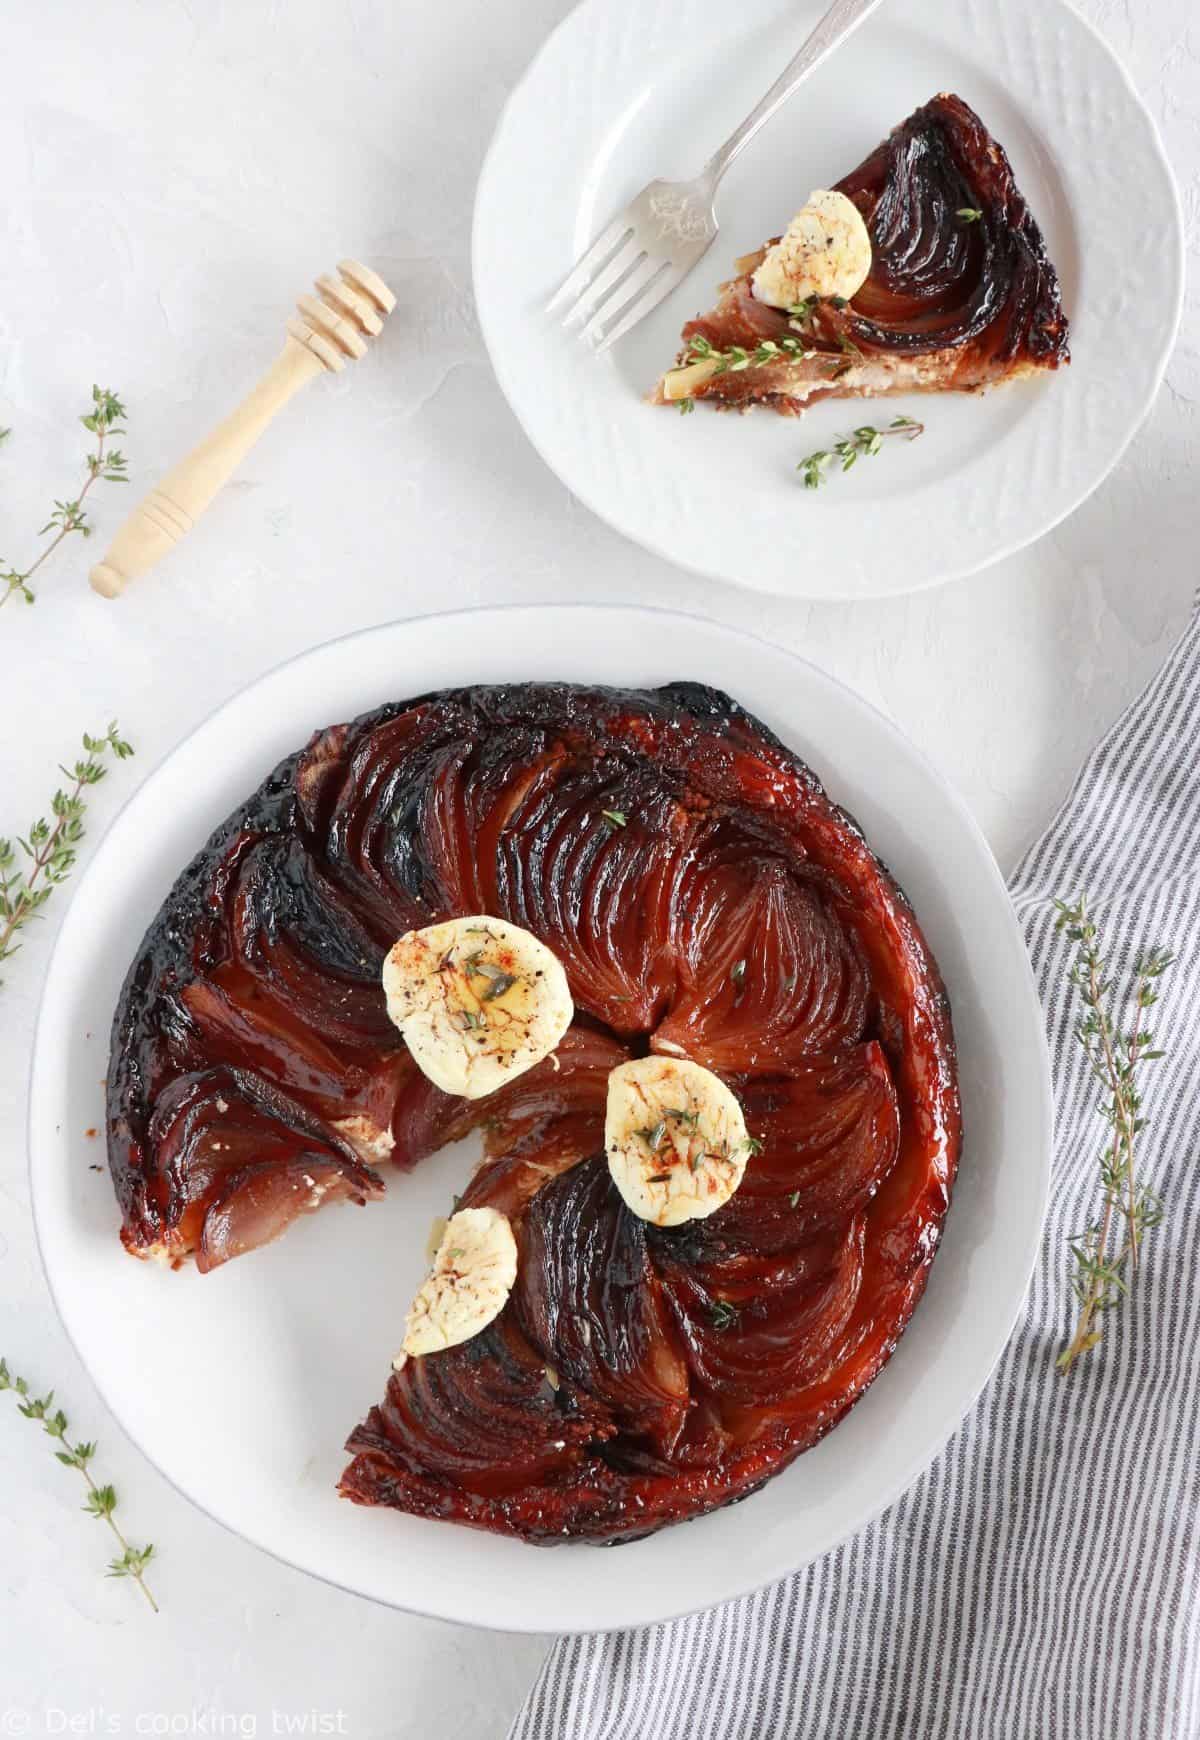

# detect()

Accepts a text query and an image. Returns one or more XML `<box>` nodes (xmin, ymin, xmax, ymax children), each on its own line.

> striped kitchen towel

<box><xmin>510</xmin><ymin>600</ymin><xmax>1200</xmax><ymax>1740</ymax></box>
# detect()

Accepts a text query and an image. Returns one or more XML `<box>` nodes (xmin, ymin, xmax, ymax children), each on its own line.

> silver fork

<box><xmin>547</xmin><ymin>0</ymin><xmax>885</xmax><ymax>353</ymax></box>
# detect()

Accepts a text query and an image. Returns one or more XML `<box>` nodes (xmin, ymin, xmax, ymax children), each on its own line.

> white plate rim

<box><xmin>28</xmin><ymin>603</ymin><xmax>1054</xmax><ymax>1633</ymax></box>
<box><xmin>472</xmin><ymin>0</ymin><xmax>1185</xmax><ymax>602</ymax></box>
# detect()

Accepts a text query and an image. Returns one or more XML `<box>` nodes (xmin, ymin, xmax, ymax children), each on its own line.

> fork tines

<box><xmin>547</xmin><ymin>198</ymin><xmax>696</xmax><ymax>353</ymax></box>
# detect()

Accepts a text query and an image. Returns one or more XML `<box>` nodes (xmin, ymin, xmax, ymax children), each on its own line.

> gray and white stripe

<box><xmin>511</xmin><ymin>600</ymin><xmax>1200</xmax><ymax>1740</ymax></box>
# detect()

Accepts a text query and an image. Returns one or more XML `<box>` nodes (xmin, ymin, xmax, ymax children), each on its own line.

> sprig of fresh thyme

<box><xmin>0</xmin><ymin>386</ymin><xmax>129</xmax><ymax>610</ymax></box>
<box><xmin>0</xmin><ymin>1359</ymin><xmax>158</xmax><ymax>1609</ymax></box>
<box><xmin>675</xmin><ymin>296</ymin><xmax>871</xmax><ymax>411</ymax></box>
<box><xmin>1054</xmin><ymin>895</ymin><xmax>1175</xmax><ymax>1373</ymax></box>
<box><xmin>0</xmin><ymin>722</ymin><xmax>134</xmax><ymax>984</ymax></box>
<box><xmin>686</xmin><ymin>331</ymin><xmax>816</xmax><ymax>370</ymax></box>
<box><xmin>678</xmin><ymin>328</ymin><xmax>851</xmax><ymax>413</ymax></box>
<box><xmin>798</xmin><ymin>416</ymin><xmax>924</xmax><ymax>489</ymax></box>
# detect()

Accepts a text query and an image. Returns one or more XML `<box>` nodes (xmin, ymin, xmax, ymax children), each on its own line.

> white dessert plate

<box><xmin>30</xmin><ymin>606</ymin><xmax>1051</xmax><ymax>1633</ymax></box>
<box><xmin>473</xmin><ymin>0</ymin><xmax>1183</xmax><ymax>600</ymax></box>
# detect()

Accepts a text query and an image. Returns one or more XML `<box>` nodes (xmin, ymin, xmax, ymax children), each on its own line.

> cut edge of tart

<box><xmin>653</xmin><ymin>92</ymin><xmax>1069</xmax><ymax>418</ymax></box>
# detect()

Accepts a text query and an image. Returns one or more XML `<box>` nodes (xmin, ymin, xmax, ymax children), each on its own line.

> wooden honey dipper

<box><xmin>89</xmin><ymin>259</ymin><xmax>395</xmax><ymax>599</ymax></box>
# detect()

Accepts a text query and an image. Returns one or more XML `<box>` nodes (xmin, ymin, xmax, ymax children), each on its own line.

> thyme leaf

<box><xmin>683</xmin><ymin>332</ymin><xmax>812</xmax><ymax>385</ymax></box>
<box><xmin>1053</xmin><ymin>895</ymin><xmax>1176</xmax><ymax>1373</ymax></box>
<box><xmin>798</xmin><ymin>416</ymin><xmax>924</xmax><ymax>490</ymax></box>
<box><xmin>1</xmin><ymin>1358</ymin><xmax>158</xmax><ymax>1610</ymax></box>
<box><xmin>1</xmin><ymin>387</ymin><xmax>130</xmax><ymax>611</ymax></box>
<box><xmin>467</xmin><ymin>959</ymin><xmax>519</xmax><ymax>1002</ymax></box>
<box><xmin>479</xmin><ymin>972</ymin><xmax>517</xmax><ymax>1002</ymax></box>
<box><xmin>0</xmin><ymin>723</ymin><xmax>134</xmax><ymax>987</ymax></box>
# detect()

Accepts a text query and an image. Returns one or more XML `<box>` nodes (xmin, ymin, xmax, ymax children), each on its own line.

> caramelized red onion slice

<box><xmin>841</xmin><ymin>93</ymin><xmax>1068</xmax><ymax>364</ymax></box>
<box><xmin>488</xmin><ymin>755</ymin><xmax>689</xmax><ymax>1030</ymax></box>
<box><xmin>199</xmin><ymin>1157</ymin><xmax>366</xmax><ymax>1273</ymax></box>
<box><xmin>742</xmin><ymin>1043</ymin><xmax>899</xmax><ymax>1231</ymax></box>
<box><xmin>670</xmin><ymin>1044</ymin><xmax>901</xmax><ymax>1259</ymax></box>
<box><xmin>179</xmin><ymin>973</ymin><xmax>367</xmax><ymax>1105</ymax></box>
<box><xmin>420</xmin><ymin>735</ymin><xmax>566</xmax><ymax>918</ymax></box>
<box><xmin>656</xmin><ymin>846</ymin><xmax>869</xmax><ymax>1072</ymax></box>
<box><xmin>515</xmin><ymin>1155</ymin><xmax>689</xmax><ymax>1452</ymax></box>
<box><xmin>657</xmin><ymin>1217</ymin><xmax>867</xmax><ymax>1408</ymax></box>
<box><xmin>136</xmin><ymin>1066</ymin><xmax>382</xmax><ymax>1266</ymax></box>
<box><xmin>315</xmin><ymin>705</ymin><xmax>468</xmax><ymax>937</ymax></box>
<box><xmin>344</xmin><ymin>1317</ymin><xmax>610</xmax><ymax>1496</ymax></box>
<box><xmin>229</xmin><ymin>836</ymin><xmax>393</xmax><ymax>1051</ymax></box>
<box><xmin>388</xmin><ymin>1021</ymin><xmax>626</xmax><ymax>1170</ymax></box>
<box><xmin>462</xmin><ymin>1110</ymin><xmax>604</xmax><ymax>1221</ymax></box>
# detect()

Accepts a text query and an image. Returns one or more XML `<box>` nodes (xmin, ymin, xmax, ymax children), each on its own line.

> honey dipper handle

<box><xmin>89</xmin><ymin>336</ymin><xmax>325</xmax><ymax>599</ymax></box>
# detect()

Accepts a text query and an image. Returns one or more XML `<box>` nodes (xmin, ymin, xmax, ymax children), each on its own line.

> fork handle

<box><xmin>701</xmin><ymin>0</ymin><xmax>886</xmax><ymax>186</ymax></box>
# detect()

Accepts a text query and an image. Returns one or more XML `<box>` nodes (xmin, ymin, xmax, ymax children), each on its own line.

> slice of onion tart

<box><xmin>654</xmin><ymin>93</ymin><xmax>1069</xmax><ymax>418</ymax></box>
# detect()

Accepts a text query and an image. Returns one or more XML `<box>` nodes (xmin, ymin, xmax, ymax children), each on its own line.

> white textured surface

<box><xmin>0</xmin><ymin>0</ymin><xmax>1195</xmax><ymax>1734</ymax></box>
